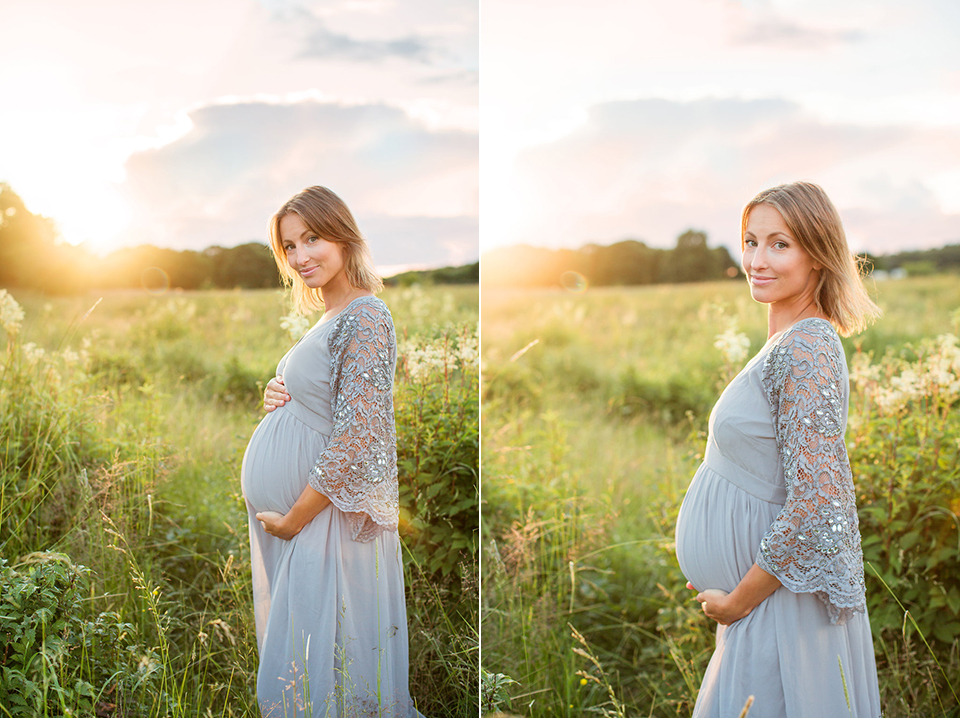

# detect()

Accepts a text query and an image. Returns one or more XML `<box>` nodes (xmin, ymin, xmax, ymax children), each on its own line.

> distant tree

<box><xmin>386</xmin><ymin>262</ymin><xmax>479</xmax><ymax>286</ymax></box>
<box><xmin>587</xmin><ymin>240</ymin><xmax>662</xmax><ymax>285</ymax></box>
<box><xmin>0</xmin><ymin>183</ymin><xmax>60</xmax><ymax>289</ymax></box>
<box><xmin>208</xmin><ymin>243</ymin><xmax>281</xmax><ymax>288</ymax></box>
<box><xmin>659</xmin><ymin>229</ymin><xmax>717</xmax><ymax>283</ymax></box>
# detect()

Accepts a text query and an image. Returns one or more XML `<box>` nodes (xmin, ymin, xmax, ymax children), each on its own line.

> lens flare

<box><xmin>559</xmin><ymin>271</ymin><xmax>588</xmax><ymax>293</ymax></box>
<box><xmin>141</xmin><ymin>267</ymin><xmax>170</xmax><ymax>295</ymax></box>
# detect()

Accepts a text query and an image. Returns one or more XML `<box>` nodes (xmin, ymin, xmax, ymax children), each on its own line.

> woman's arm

<box><xmin>689</xmin><ymin>564</ymin><xmax>782</xmax><ymax>625</ymax></box>
<box><xmin>256</xmin><ymin>485</ymin><xmax>331</xmax><ymax>540</ymax></box>
<box><xmin>757</xmin><ymin>322</ymin><xmax>866</xmax><ymax>624</ymax></box>
<box><xmin>307</xmin><ymin>302</ymin><xmax>400</xmax><ymax>540</ymax></box>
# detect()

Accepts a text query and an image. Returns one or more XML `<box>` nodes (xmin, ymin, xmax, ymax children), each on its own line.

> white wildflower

<box><xmin>279</xmin><ymin>312</ymin><xmax>310</xmax><ymax>342</ymax></box>
<box><xmin>874</xmin><ymin>385</ymin><xmax>904</xmax><ymax>414</ymax></box>
<box><xmin>22</xmin><ymin>342</ymin><xmax>45</xmax><ymax>364</ymax></box>
<box><xmin>0</xmin><ymin>289</ymin><xmax>25</xmax><ymax>336</ymax></box>
<box><xmin>875</xmin><ymin>366</ymin><xmax>923</xmax><ymax>414</ymax></box>
<box><xmin>936</xmin><ymin>334</ymin><xmax>960</xmax><ymax>370</ymax></box>
<box><xmin>401</xmin><ymin>340</ymin><xmax>448</xmax><ymax>381</ymax></box>
<box><xmin>457</xmin><ymin>332</ymin><xmax>479</xmax><ymax>368</ymax></box>
<box><xmin>890</xmin><ymin>367</ymin><xmax>921</xmax><ymax>401</ymax></box>
<box><xmin>849</xmin><ymin>352</ymin><xmax>881</xmax><ymax>389</ymax></box>
<box><xmin>922</xmin><ymin>334</ymin><xmax>960</xmax><ymax>397</ymax></box>
<box><xmin>714</xmin><ymin>322</ymin><xmax>750</xmax><ymax>367</ymax></box>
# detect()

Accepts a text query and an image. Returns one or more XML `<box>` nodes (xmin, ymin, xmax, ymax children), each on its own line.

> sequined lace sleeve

<box><xmin>308</xmin><ymin>297</ymin><xmax>399</xmax><ymax>543</ymax></box>
<box><xmin>758</xmin><ymin>320</ymin><xmax>866</xmax><ymax>625</ymax></box>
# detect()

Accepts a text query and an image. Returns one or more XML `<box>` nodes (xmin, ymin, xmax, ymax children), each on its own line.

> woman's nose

<box><xmin>749</xmin><ymin>247</ymin><xmax>767</xmax><ymax>269</ymax></box>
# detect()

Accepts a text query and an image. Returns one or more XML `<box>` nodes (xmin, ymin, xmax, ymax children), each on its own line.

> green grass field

<box><xmin>0</xmin><ymin>284</ymin><xmax>478</xmax><ymax>717</ymax></box>
<box><xmin>481</xmin><ymin>275</ymin><xmax>960</xmax><ymax>717</ymax></box>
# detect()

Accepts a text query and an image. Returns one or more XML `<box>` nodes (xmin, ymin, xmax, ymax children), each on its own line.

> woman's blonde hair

<box><xmin>269</xmin><ymin>186</ymin><xmax>383</xmax><ymax>315</ymax></box>
<box><xmin>741</xmin><ymin>181</ymin><xmax>881</xmax><ymax>336</ymax></box>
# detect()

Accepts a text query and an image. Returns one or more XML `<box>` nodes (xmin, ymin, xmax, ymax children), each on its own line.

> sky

<box><xmin>0</xmin><ymin>0</ymin><xmax>478</xmax><ymax>274</ymax></box>
<box><xmin>481</xmin><ymin>0</ymin><xmax>960</xmax><ymax>256</ymax></box>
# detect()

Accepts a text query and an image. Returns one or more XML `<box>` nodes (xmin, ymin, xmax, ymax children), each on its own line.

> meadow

<box><xmin>0</xmin><ymin>284</ymin><xmax>478</xmax><ymax>717</ymax></box>
<box><xmin>481</xmin><ymin>275</ymin><xmax>960</xmax><ymax>717</ymax></box>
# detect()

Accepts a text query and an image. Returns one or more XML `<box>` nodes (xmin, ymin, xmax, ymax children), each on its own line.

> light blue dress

<box><xmin>241</xmin><ymin>296</ymin><xmax>423</xmax><ymax>717</ymax></box>
<box><xmin>676</xmin><ymin>318</ymin><xmax>881</xmax><ymax>718</ymax></box>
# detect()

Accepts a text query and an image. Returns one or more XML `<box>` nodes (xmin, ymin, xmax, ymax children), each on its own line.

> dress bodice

<box><xmin>705</xmin><ymin>341</ymin><xmax>784</xmax><ymax>503</ymax></box>
<box><xmin>275</xmin><ymin>318</ymin><xmax>336</xmax><ymax>435</ymax></box>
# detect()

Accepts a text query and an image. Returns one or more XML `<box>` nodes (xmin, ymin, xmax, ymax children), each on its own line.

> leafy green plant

<box><xmin>481</xmin><ymin>667</ymin><xmax>519</xmax><ymax>714</ymax></box>
<box><xmin>396</xmin><ymin>325</ymin><xmax>479</xmax><ymax>591</ymax></box>
<box><xmin>0</xmin><ymin>552</ymin><xmax>158</xmax><ymax>716</ymax></box>
<box><xmin>849</xmin><ymin>335</ymin><xmax>960</xmax><ymax>648</ymax></box>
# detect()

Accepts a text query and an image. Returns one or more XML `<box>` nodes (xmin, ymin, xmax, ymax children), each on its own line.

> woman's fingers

<box><xmin>686</xmin><ymin>581</ymin><xmax>697</xmax><ymax>591</ymax></box>
<box><xmin>263</xmin><ymin>375</ymin><xmax>291</xmax><ymax>410</ymax></box>
<box><xmin>255</xmin><ymin>511</ymin><xmax>282</xmax><ymax>535</ymax></box>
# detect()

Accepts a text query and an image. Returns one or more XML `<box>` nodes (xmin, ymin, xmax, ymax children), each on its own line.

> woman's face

<box><xmin>279</xmin><ymin>212</ymin><xmax>347</xmax><ymax>291</ymax></box>
<box><xmin>741</xmin><ymin>204</ymin><xmax>821</xmax><ymax>308</ymax></box>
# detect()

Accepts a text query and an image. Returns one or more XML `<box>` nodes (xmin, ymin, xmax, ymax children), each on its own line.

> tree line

<box><xmin>481</xmin><ymin>231</ymin><xmax>739</xmax><ymax>288</ymax></box>
<box><xmin>482</xmin><ymin>231</ymin><xmax>960</xmax><ymax>289</ymax></box>
<box><xmin>0</xmin><ymin>183</ymin><xmax>476</xmax><ymax>293</ymax></box>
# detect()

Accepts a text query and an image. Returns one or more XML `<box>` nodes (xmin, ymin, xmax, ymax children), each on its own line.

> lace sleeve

<box><xmin>758</xmin><ymin>320</ymin><xmax>866</xmax><ymax>625</ymax></box>
<box><xmin>308</xmin><ymin>298</ymin><xmax>399</xmax><ymax>543</ymax></box>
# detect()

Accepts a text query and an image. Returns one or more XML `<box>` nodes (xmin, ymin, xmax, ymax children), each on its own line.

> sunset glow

<box><xmin>2</xmin><ymin>0</ymin><xmax>478</xmax><ymax>266</ymax></box>
<box><xmin>481</xmin><ymin>0</ymin><xmax>960</xmax><ymax>256</ymax></box>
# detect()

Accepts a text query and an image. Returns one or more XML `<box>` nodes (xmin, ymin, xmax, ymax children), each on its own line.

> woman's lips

<box><xmin>299</xmin><ymin>266</ymin><xmax>318</xmax><ymax>278</ymax></box>
<box><xmin>749</xmin><ymin>274</ymin><xmax>775</xmax><ymax>287</ymax></box>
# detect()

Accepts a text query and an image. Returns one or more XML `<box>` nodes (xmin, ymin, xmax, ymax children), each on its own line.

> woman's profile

<box><xmin>240</xmin><ymin>186</ymin><xmax>423</xmax><ymax>716</ymax></box>
<box><xmin>675</xmin><ymin>181</ymin><xmax>882</xmax><ymax>717</ymax></box>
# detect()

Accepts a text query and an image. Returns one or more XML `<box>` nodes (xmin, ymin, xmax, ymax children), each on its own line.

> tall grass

<box><xmin>481</xmin><ymin>276</ymin><xmax>960</xmax><ymax>717</ymax></box>
<box><xmin>0</xmin><ymin>285</ymin><xmax>478</xmax><ymax>716</ymax></box>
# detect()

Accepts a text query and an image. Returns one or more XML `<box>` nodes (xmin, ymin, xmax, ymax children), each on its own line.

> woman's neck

<box><xmin>766</xmin><ymin>298</ymin><xmax>827</xmax><ymax>338</ymax></box>
<box><xmin>319</xmin><ymin>278</ymin><xmax>372</xmax><ymax>319</ymax></box>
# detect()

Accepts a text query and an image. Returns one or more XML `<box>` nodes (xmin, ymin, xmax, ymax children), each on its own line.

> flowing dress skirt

<box><xmin>242</xmin><ymin>402</ymin><xmax>416</xmax><ymax>717</ymax></box>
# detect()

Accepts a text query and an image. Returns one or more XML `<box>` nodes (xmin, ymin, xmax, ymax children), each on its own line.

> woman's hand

<box><xmin>255</xmin><ymin>510</ymin><xmax>301</xmax><ymax>540</ymax></box>
<box><xmin>686</xmin><ymin>563</ymin><xmax>782</xmax><ymax>626</ymax></box>
<box><xmin>264</xmin><ymin>375</ymin><xmax>291</xmax><ymax>412</ymax></box>
<box><xmin>692</xmin><ymin>587</ymin><xmax>747</xmax><ymax>625</ymax></box>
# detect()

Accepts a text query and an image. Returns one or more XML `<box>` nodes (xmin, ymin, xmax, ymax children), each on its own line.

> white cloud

<box><xmin>0</xmin><ymin>0</ymin><xmax>477</xmax><ymax>259</ymax></box>
<box><xmin>504</xmin><ymin>97</ymin><xmax>960</xmax><ymax>254</ymax></box>
<box><xmin>119</xmin><ymin>98</ymin><xmax>478</xmax><ymax>265</ymax></box>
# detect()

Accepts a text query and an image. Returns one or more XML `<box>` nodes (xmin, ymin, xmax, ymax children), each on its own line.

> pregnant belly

<box><xmin>241</xmin><ymin>409</ymin><xmax>328</xmax><ymax>514</ymax></box>
<box><xmin>675</xmin><ymin>463</ymin><xmax>781</xmax><ymax>593</ymax></box>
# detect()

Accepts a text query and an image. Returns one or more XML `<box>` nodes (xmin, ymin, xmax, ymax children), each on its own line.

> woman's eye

<box><xmin>283</xmin><ymin>245</ymin><xmax>294</xmax><ymax>252</ymax></box>
<box><xmin>308</xmin><ymin>235</ymin><xmax>319</xmax><ymax>243</ymax></box>
<box><xmin>775</xmin><ymin>241</ymin><xmax>788</xmax><ymax>250</ymax></box>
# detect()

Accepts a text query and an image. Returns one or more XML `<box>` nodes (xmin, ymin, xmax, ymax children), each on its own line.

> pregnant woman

<box><xmin>241</xmin><ymin>186</ymin><xmax>422</xmax><ymax>717</ymax></box>
<box><xmin>675</xmin><ymin>182</ymin><xmax>882</xmax><ymax>717</ymax></box>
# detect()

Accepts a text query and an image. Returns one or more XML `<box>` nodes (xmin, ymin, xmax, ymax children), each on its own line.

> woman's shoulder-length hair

<box><xmin>741</xmin><ymin>181</ymin><xmax>881</xmax><ymax>337</ymax></box>
<box><xmin>269</xmin><ymin>186</ymin><xmax>383</xmax><ymax>315</ymax></box>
